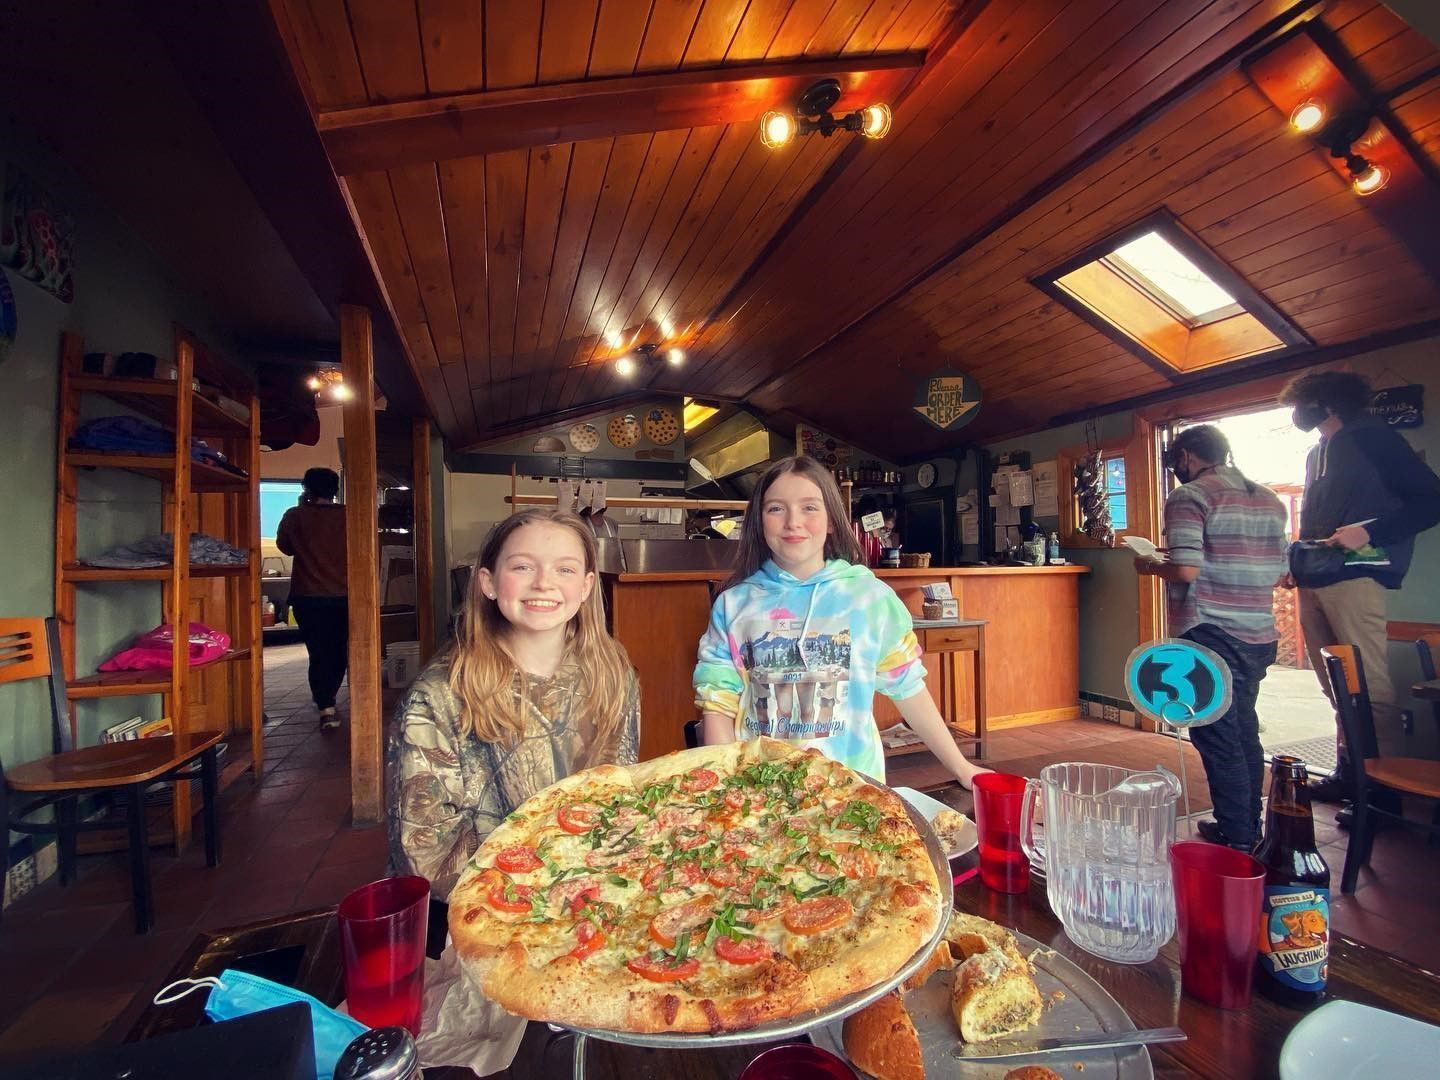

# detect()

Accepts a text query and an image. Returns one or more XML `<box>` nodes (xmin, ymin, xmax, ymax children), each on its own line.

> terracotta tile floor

<box><xmin>1</xmin><ymin>652</ymin><xmax>1436</xmax><ymax>1065</ymax></box>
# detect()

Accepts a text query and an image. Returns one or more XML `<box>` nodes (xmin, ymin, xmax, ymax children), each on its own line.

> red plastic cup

<box><xmin>1170</xmin><ymin>841</ymin><xmax>1265</xmax><ymax>1009</ymax></box>
<box><xmin>972</xmin><ymin>772</ymin><xmax>1030</xmax><ymax>894</ymax></box>
<box><xmin>739</xmin><ymin>1043</ymin><xmax>858</xmax><ymax>1080</ymax></box>
<box><xmin>337</xmin><ymin>875</ymin><xmax>430</xmax><ymax>1035</ymax></box>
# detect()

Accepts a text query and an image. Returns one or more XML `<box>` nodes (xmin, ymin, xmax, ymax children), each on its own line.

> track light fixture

<box><xmin>615</xmin><ymin>341</ymin><xmax>685</xmax><ymax>377</ymax></box>
<box><xmin>306</xmin><ymin>368</ymin><xmax>351</xmax><ymax>401</ymax></box>
<box><xmin>1319</xmin><ymin>113</ymin><xmax>1391</xmax><ymax>197</ymax></box>
<box><xmin>759</xmin><ymin>79</ymin><xmax>892</xmax><ymax>150</ymax></box>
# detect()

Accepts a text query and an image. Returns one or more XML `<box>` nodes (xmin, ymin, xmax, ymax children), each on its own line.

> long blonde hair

<box><xmin>722</xmin><ymin>455</ymin><xmax>864</xmax><ymax>592</ymax></box>
<box><xmin>449</xmin><ymin>509</ymin><xmax>632</xmax><ymax>749</ymax></box>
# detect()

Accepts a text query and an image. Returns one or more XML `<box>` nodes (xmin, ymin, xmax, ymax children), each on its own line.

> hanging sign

<box><xmin>912</xmin><ymin>367</ymin><xmax>982</xmax><ymax>432</ymax></box>
<box><xmin>1124</xmin><ymin>639</ymin><xmax>1232</xmax><ymax>729</ymax></box>
<box><xmin>1366</xmin><ymin>384</ymin><xmax>1423</xmax><ymax>428</ymax></box>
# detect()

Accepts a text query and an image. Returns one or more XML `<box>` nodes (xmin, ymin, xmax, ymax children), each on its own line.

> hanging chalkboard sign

<box><xmin>1366</xmin><ymin>384</ymin><xmax>1423</xmax><ymax>428</ymax></box>
<box><xmin>912</xmin><ymin>367</ymin><xmax>982</xmax><ymax>431</ymax></box>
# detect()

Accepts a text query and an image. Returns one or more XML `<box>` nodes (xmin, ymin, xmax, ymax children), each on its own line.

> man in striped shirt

<box><xmin>1135</xmin><ymin>425</ymin><xmax>1288</xmax><ymax>850</ymax></box>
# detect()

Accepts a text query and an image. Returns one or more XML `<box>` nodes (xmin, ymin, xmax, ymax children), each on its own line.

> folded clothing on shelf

<box><xmin>83</xmin><ymin>532</ymin><xmax>249</xmax><ymax>569</ymax></box>
<box><xmin>69</xmin><ymin>416</ymin><xmax>249</xmax><ymax>477</ymax></box>
<box><xmin>98</xmin><ymin>621</ymin><xmax>232</xmax><ymax>671</ymax></box>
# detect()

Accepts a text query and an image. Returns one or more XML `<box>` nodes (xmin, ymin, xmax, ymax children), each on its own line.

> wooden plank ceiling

<box><xmin>272</xmin><ymin>0</ymin><xmax>1440</xmax><ymax>457</ymax></box>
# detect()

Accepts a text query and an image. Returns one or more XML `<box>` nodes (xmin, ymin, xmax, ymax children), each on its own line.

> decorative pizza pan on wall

<box><xmin>607</xmin><ymin>413</ymin><xmax>641</xmax><ymax>449</ymax></box>
<box><xmin>568</xmin><ymin>422</ymin><xmax>600</xmax><ymax>453</ymax></box>
<box><xmin>643</xmin><ymin>406</ymin><xmax>680</xmax><ymax>445</ymax></box>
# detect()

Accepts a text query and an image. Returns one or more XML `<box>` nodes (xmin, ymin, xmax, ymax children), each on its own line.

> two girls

<box><xmin>388</xmin><ymin>509</ymin><xmax>639</xmax><ymax>900</ymax></box>
<box><xmin>694</xmin><ymin>456</ymin><xmax>985</xmax><ymax>788</ymax></box>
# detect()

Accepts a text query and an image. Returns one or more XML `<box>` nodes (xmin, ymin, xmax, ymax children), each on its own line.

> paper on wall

<box><xmin>995</xmin><ymin>525</ymin><xmax>1010</xmax><ymax>550</ymax></box>
<box><xmin>960</xmin><ymin>512</ymin><xmax>979</xmax><ymax>545</ymax></box>
<box><xmin>1032</xmin><ymin>460</ymin><xmax>1060</xmax><ymax>516</ymax></box>
<box><xmin>1007</xmin><ymin>470</ymin><xmax>1034</xmax><ymax>507</ymax></box>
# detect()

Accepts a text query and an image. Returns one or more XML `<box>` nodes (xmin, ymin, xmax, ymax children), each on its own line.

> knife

<box><xmin>950</xmin><ymin>1026</ymin><xmax>1186</xmax><ymax>1062</ymax></box>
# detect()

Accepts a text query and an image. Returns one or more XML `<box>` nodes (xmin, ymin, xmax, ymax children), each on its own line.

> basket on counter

<box><xmin>899</xmin><ymin>552</ymin><xmax>932</xmax><ymax>568</ymax></box>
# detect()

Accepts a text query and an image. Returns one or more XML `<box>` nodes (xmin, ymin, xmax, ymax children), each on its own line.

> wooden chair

<box><xmin>1321</xmin><ymin>645</ymin><xmax>1440</xmax><ymax>894</ymax></box>
<box><xmin>0</xmin><ymin>617</ymin><xmax>224</xmax><ymax>932</ymax></box>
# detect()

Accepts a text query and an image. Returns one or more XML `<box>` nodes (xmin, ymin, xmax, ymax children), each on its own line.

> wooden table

<box><xmin>1412</xmin><ymin>678</ymin><xmax>1440</xmax><ymax>701</ymax></box>
<box><xmin>128</xmin><ymin>871</ymin><xmax>1440</xmax><ymax>1078</ymax></box>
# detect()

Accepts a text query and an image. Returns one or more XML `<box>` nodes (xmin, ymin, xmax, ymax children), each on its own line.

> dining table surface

<box><xmin>128</xmin><ymin>843</ymin><xmax>1440</xmax><ymax>1078</ymax></box>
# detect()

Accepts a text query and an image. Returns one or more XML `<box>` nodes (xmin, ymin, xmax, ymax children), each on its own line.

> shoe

<box><xmin>1308</xmin><ymin>771</ymin><xmax>1350</xmax><ymax>803</ymax></box>
<box><xmin>319</xmin><ymin>707</ymin><xmax>340</xmax><ymax>731</ymax></box>
<box><xmin>1196</xmin><ymin>818</ymin><xmax>1253</xmax><ymax>851</ymax></box>
<box><xmin>1335</xmin><ymin>794</ymin><xmax>1400</xmax><ymax>831</ymax></box>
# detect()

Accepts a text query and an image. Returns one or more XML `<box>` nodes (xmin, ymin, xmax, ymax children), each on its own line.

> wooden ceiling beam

<box><xmin>317</xmin><ymin>54</ymin><xmax>925</xmax><ymax>175</ymax></box>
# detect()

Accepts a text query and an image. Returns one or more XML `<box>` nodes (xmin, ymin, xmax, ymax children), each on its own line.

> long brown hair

<box><xmin>448</xmin><ymin>509</ymin><xmax>632</xmax><ymax>749</ymax></box>
<box><xmin>722</xmin><ymin>455</ymin><xmax>864</xmax><ymax>592</ymax></box>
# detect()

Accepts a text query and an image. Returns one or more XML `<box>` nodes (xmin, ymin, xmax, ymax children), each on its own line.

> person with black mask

<box><xmin>1134</xmin><ymin>425</ymin><xmax>1288</xmax><ymax>850</ymax></box>
<box><xmin>1278</xmin><ymin>369</ymin><xmax>1440</xmax><ymax>806</ymax></box>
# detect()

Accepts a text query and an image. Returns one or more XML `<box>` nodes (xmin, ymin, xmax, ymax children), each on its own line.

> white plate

<box><xmin>1279</xmin><ymin>999</ymin><xmax>1440</xmax><ymax>1079</ymax></box>
<box><xmin>811</xmin><ymin>925</ymin><xmax>1153</xmax><ymax>1079</ymax></box>
<box><xmin>895</xmin><ymin>786</ymin><xmax>978</xmax><ymax>858</ymax></box>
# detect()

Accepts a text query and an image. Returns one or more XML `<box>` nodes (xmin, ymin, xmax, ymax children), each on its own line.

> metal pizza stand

<box><xmin>558</xmin><ymin>789</ymin><xmax>955</xmax><ymax>1080</ymax></box>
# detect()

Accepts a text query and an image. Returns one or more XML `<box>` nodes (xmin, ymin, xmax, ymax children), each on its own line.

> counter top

<box><xmin>609</xmin><ymin>564</ymin><xmax>1090</xmax><ymax>583</ymax></box>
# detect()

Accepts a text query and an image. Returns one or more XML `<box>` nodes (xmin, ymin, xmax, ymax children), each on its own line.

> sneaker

<box><xmin>1196</xmin><ymin>818</ymin><xmax>1253</xmax><ymax>851</ymax></box>
<box><xmin>319</xmin><ymin>707</ymin><xmax>340</xmax><ymax>731</ymax></box>
<box><xmin>1307</xmin><ymin>771</ymin><xmax>1351</xmax><ymax>803</ymax></box>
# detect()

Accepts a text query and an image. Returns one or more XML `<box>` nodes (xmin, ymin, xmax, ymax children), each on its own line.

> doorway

<box><xmin>1159</xmin><ymin>405</ymin><xmax>1336</xmax><ymax>770</ymax></box>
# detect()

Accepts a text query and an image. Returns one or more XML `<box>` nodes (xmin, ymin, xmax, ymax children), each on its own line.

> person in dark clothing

<box><xmin>1135</xmin><ymin>426</ymin><xmax>1288</xmax><ymax>850</ymax></box>
<box><xmin>276</xmin><ymin>468</ymin><xmax>350</xmax><ymax>730</ymax></box>
<box><xmin>1279</xmin><ymin>370</ymin><xmax>1440</xmax><ymax>802</ymax></box>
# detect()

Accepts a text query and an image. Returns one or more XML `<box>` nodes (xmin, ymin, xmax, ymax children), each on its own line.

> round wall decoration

<box><xmin>607</xmin><ymin>414</ymin><xmax>641</xmax><ymax>449</ymax></box>
<box><xmin>643</xmin><ymin>406</ymin><xmax>679</xmax><ymax>445</ymax></box>
<box><xmin>568</xmin><ymin>422</ymin><xmax>600</xmax><ymax>453</ymax></box>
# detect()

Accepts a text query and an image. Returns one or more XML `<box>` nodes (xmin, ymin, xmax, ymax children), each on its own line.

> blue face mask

<box><xmin>154</xmin><ymin>969</ymin><xmax>368</xmax><ymax>1080</ymax></box>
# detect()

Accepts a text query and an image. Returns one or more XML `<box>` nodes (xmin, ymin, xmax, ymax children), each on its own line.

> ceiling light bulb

<box><xmin>615</xmin><ymin>355</ymin><xmax>637</xmax><ymax>377</ymax></box>
<box><xmin>331</xmin><ymin>383</ymin><xmax>354</xmax><ymax>402</ymax></box>
<box><xmin>604</xmin><ymin>329</ymin><xmax>623</xmax><ymax>349</ymax></box>
<box><xmin>667</xmin><ymin>348</ymin><xmax>685</xmax><ymax>366</ymax></box>
<box><xmin>760</xmin><ymin>111</ymin><xmax>796</xmax><ymax>150</ymax></box>
<box><xmin>660</xmin><ymin>317</ymin><xmax>675</xmax><ymax>339</ymax></box>
<box><xmin>860</xmin><ymin>103</ymin><xmax>892</xmax><ymax>140</ymax></box>
<box><xmin>1352</xmin><ymin>162</ymin><xmax>1389</xmax><ymax>196</ymax></box>
<box><xmin>1289</xmin><ymin>101</ymin><xmax>1325</xmax><ymax>133</ymax></box>
<box><xmin>306</xmin><ymin>374</ymin><xmax>323</xmax><ymax>391</ymax></box>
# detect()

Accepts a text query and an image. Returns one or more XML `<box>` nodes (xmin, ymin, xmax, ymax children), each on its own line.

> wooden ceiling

<box><xmin>270</xmin><ymin>0</ymin><xmax>1440</xmax><ymax>457</ymax></box>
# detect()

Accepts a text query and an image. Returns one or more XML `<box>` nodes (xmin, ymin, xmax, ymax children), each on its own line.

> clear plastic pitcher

<box><xmin>1020</xmin><ymin>763</ymin><xmax>1180</xmax><ymax>963</ymax></box>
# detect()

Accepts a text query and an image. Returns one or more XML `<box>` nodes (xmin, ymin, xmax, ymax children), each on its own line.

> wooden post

<box><xmin>412</xmin><ymin>417</ymin><xmax>435</xmax><ymax>666</ymax></box>
<box><xmin>341</xmin><ymin>304</ymin><xmax>383</xmax><ymax>824</ymax></box>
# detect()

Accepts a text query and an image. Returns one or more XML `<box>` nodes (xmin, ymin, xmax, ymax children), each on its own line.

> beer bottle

<box><xmin>1254</xmin><ymin>755</ymin><xmax>1330</xmax><ymax>1007</ymax></box>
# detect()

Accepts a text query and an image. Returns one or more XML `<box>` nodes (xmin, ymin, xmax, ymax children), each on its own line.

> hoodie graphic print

<box><xmin>693</xmin><ymin>559</ymin><xmax>926</xmax><ymax>779</ymax></box>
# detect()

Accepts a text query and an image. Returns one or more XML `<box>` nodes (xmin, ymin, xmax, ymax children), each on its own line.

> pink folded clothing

<box><xmin>99</xmin><ymin>622</ymin><xmax>232</xmax><ymax>671</ymax></box>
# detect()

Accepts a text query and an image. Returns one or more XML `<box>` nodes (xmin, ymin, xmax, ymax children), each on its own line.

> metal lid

<box><xmin>335</xmin><ymin>1027</ymin><xmax>421</xmax><ymax>1080</ymax></box>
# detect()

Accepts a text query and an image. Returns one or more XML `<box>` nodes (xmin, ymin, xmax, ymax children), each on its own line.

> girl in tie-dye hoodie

<box><xmin>693</xmin><ymin>456</ymin><xmax>987</xmax><ymax>787</ymax></box>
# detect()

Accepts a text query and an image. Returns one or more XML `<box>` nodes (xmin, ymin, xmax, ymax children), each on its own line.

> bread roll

<box><xmin>841</xmin><ymin>991</ymin><xmax>925</xmax><ymax>1080</ymax></box>
<box><xmin>1004</xmin><ymin>1067</ymin><xmax>1063</xmax><ymax>1080</ymax></box>
<box><xmin>930</xmin><ymin>808</ymin><xmax>971</xmax><ymax>852</ymax></box>
<box><xmin>950</xmin><ymin>942</ymin><xmax>1043</xmax><ymax>1043</ymax></box>
<box><xmin>902</xmin><ymin>938</ymin><xmax>954</xmax><ymax>991</ymax></box>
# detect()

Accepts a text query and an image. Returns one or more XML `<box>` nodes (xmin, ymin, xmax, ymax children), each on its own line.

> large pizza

<box><xmin>448</xmin><ymin>738</ymin><xmax>944</xmax><ymax>1033</ymax></box>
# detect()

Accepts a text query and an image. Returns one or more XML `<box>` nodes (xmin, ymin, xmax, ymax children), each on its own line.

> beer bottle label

<box><xmin>1258</xmin><ymin>885</ymin><xmax>1329</xmax><ymax>991</ymax></box>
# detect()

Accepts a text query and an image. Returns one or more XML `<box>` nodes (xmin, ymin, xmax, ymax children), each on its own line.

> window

<box><xmin>683</xmin><ymin>397</ymin><xmax>718</xmax><ymax>432</ymax></box>
<box><xmin>1035</xmin><ymin>211</ymin><xmax>1307</xmax><ymax>375</ymax></box>
<box><xmin>1105</xmin><ymin>454</ymin><xmax>1128</xmax><ymax>531</ymax></box>
<box><xmin>260</xmin><ymin>481</ymin><xmax>304</xmax><ymax>539</ymax></box>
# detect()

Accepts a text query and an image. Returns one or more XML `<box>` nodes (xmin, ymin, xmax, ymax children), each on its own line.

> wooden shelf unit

<box><xmin>53</xmin><ymin>330</ymin><xmax>264</xmax><ymax>848</ymax></box>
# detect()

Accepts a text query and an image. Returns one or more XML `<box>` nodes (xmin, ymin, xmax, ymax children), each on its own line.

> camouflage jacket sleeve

<box><xmin>386</xmin><ymin>667</ymin><xmax>503</xmax><ymax>901</ymax></box>
<box><xmin>617</xmin><ymin>669</ymin><xmax>641</xmax><ymax>766</ymax></box>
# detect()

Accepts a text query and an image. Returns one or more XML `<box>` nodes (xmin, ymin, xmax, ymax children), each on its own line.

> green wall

<box><xmin>960</xmin><ymin>337</ymin><xmax>1440</xmax><ymax>757</ymax></box>
<box><xmin>1</xmin><ymin>116</ymin><xmax>240</xmax><ymax>844</ymax></box>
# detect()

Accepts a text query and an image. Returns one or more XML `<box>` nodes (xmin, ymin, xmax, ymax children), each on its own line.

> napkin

<box><xmin>414</xmin><ymin>945</ymin><xmax>527</xmax><ymax>1074</ymax></box>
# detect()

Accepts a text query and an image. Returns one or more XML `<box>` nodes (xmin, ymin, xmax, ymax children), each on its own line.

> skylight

<box><xmin>683</xmin><ymin>397</ymin><xmax>718</xmax><ymax>432</ymax></box>
<box><xmin>1103</xmin><ymin>231</ymin><xmax>1240</xmax><ymax>326</ymax></box>
<box><xmin>1035</xmin><ymin>212</ymin><xmax>1307</xmax><ymax>375</ymax></box>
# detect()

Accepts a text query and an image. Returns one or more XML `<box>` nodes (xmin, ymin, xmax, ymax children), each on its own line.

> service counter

<box><xmin>602</xmin><ymin>564</ymin><xmax>1088</xmax><ymax>763</ymax></box>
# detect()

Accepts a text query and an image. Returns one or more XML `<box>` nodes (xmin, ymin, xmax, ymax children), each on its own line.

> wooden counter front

<box><xmin>604</xmin><ymin>565</ymin><xmax>1088</xmax><ymax>762</ymax></box>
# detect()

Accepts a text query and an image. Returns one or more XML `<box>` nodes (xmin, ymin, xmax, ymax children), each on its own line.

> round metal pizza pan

<box><xmin>563</xmin><ymin>777</ymin><xmax>955</xmax><ymax>1050</ymax></box>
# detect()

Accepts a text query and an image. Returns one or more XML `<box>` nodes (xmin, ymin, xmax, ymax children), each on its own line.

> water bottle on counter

<box><xmin>1047</xmin><ymin>532</ymin><xmax>1061</xmax><ymax>564</ymax></box>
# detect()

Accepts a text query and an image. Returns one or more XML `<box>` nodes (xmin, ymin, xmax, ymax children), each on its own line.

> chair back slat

<box><xmin>0</xmin><ymin>618</ymin><xmax>52</xmax><ymax>683</ymax></box>
<box><xmin>1322</xmin><ymin>645</ymin><xmax>1379</xmax><ymax>762</ymax></box>
<box><xmin>1417</xmin><ymin>634</ymin><xmax>1440</xmax><ymax>681</ymax></box>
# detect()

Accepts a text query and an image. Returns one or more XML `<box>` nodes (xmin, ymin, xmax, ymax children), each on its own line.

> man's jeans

<box><xmin>1182</xmin><ymin>624</ymin><xmax>1277</xmax><ymax>846</ymax></box>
